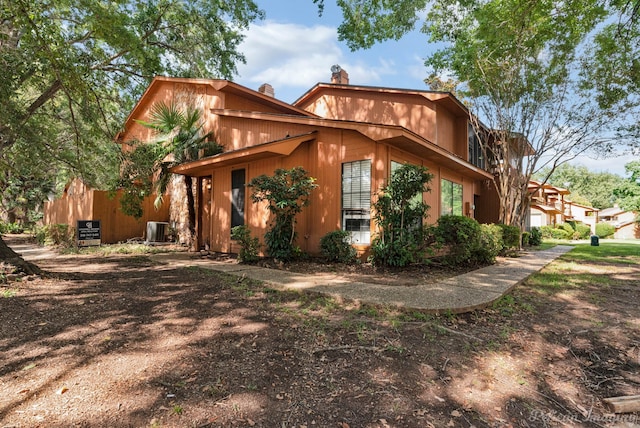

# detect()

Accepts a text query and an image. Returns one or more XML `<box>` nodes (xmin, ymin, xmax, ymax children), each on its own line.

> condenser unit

<box><xmin>145</xmin><ymin>221</ymin><xmax>169</xmax><ymax>244</ymax></box>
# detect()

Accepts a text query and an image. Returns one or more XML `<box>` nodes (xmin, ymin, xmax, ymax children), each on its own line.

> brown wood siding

<box><xmin>303</xmin><ymin>90</ymin><xmax>438</xmax><ymax>143</ymax></box>
<box><xmin>217</xmin><ymin>117</ymin><xmax>310</xmax><ymax>151</ymax></box>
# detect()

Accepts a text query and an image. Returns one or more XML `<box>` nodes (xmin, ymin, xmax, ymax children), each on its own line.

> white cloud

<box><xmin>235</xmin><ymin>20</ymin><xmax>405</xmax><ymax>101</ymax></box>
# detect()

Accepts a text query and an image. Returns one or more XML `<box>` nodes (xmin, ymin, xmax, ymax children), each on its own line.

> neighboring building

<box><xmin>599</xmin><ymin>206</ymin><xmax>640</xmax><ymax>239</ymax></box>
<box><xmin>528</xmin><ymin>180</ymin><xmax>599</xmax><ymax>232</ymax></box>
<box><xmin>118</xmin><ymin>73</ymin><xmax>500</xmax><ymax>255</ymax></box>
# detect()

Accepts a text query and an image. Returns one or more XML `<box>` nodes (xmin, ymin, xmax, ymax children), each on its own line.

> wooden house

<box><xmin>118</xmin><ymin>73</ymin><xmax>499</xmax><ymax>255</ymax></box>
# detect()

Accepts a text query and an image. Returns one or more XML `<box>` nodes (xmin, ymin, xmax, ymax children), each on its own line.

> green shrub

<box><xmin>320</xmin><ymin>230</ymin><xmax>357</xmax><ymax>264</ymax></box>
<box><xmin>474</xmin><ymin>223</ymin><xmax>503</xmax><ymax>264</ymax></box>
<box><xmin>369</xmin><ymin>164</ymin><xmax>433</xmax><ymax>267</ymax></box>
<box><xmin>573</xmin><ymin>224</ymin><xmax>591</xmax><ymax>240</ymax></box>
<box><xmin>557</xmin><ymin>223</ymin><xmax>575</xmax><ymax>236</ymax></box>
<box><xmin>0</xmin><ymin>222</ymin><xmax>24</xmax><ymax>234</ymax></box>
<box><xmin>529</xmin><ymin>227</ymin><xmax>543</xmax><ymax>246</ymax></box>
<box><xmin>595</xmin><ymin>223</ymin><xmax>616</xmax><ymax>239</ymax></box>
<box><xmin>434</xmin><ymin>215</ymin><xmax>482</xmax><ymax>265</ymax></box>
<box><xmin>521</xmin><ymin>231</ymin><xmax>530</xmax><ymax>247</ymax></box>
<box><xmin>230</xmin><ymin>225</ymin><xmax>261</xmax><ymax>263</ymax></box>
<box><xmin>34</xmin><ymin>224</ymin><xmax>75</xmax><ymax>247</ymax></box>
<box><xmin>498</xmin><ymin>224</ymin><xmax>521</xmax><ymax>252</ymax></box>
<box><xmin>540</xmin><ymin>225</ymin><xmax>570</xmax><ymax>239</ymax></box>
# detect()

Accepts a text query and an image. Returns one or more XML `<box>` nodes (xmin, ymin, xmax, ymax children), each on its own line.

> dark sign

<box><xmin>77</xmin><ymin>220</ymin><xmax>101</xmax><ymax>246</ymax></box>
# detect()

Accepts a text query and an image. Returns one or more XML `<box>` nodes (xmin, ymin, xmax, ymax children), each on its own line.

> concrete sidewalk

<box><xmin>150</xmin><ymin>245</ymin><xmax>573</xmax><ymax>313</ymax></box>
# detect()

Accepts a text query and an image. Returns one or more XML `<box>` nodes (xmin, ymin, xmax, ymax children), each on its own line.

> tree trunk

<box><xmin>185</xmin><ymin>175</ymin><xmax>197</xmax><ymax>247</ymax></box>
<box><xmin>0</xmin><ymin>235</ymin><xmax>42</xmax><ymax>276</ymax></box>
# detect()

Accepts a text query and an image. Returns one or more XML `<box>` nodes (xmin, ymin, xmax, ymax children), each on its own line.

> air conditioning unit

<box><xmin>145</xmin><ymin>221</ymin><xmax>169</xmax><ymax>244</ymax></box>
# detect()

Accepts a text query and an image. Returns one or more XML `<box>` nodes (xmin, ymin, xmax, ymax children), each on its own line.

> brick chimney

<box><xmin>258</xmin><ymin>83</ymin><xmax>274</xmax><ymax>97</ymax></box>
<box><xmin>330</xmin><ymin>65</ymin><xmax>349</xmax><ymax>85</ymax></box>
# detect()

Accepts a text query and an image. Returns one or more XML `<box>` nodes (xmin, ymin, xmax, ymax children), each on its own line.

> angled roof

<box><xmin>116</xmin><ymin>76</ymin><xmax>314</xmax><ymax>142</ymax></box>
<box><xmin>294</xmin><ymin>82</ymin><xmax>470</xmax><ymax>117</ymax></box>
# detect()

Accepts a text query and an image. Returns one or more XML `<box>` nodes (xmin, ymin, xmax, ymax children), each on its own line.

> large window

<box><xmin>342</xmin><ymin>160</ymin><xmax>371</xmax><ymax>244</ymax></box>
<box><xmin>441</xmin><ymin>179</ymin><xmax>463</xmax><ymax>216</ymax></box>
<box><xmin>231</xmin><ymin>169</ymin><xmax>245</xmax><ymax>228</ymax></box>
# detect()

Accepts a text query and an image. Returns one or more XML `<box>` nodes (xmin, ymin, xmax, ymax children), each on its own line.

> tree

<box><xmin>613</xmin><ymin>161</ymin><xmax>640</xmax><ymax>211</ymax></box>
<box><xmin>0</xmin><ymin>0</ymin><xmax>262</xmax><ymax>269</ymax></box>
<box><xmin>129</xmin><ymin>102</ymin><xmax>223</xmax><ymax>245</ymax></box>
<box><xmin>535</xmin><ymin>164</ymin><xmax>624</xmax><ymax>209</ymax></box>
<box><xmin>329</xmin><ymin>0</ymin><xmax>640</xmax><ymax>229</ymax></box>
<box><xmin>248</xmin><ymin>167</ymin><xmax>318</xmax><ymax>261</ymax></box>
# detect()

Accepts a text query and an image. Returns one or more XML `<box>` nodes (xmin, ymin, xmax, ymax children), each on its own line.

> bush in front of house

<box><xmin>230</xmin><ymin>225</ymin><xmax>261</xmax><ymax>263</ymax></box>
<box><xmin>0</xmin><ymin>221</ymin><xmax>24</xmax><ymax>234</ymax></box>
<box><xmin>595</xmin><ymin>223</ymin><xmax>616</xmax><ymax>239</ymax></box>
<box><xmin>573</xmin><ymin>224</ymin><xmax>592</xmax><ymax>240</ymax></box>
<box><xmin>521</xmin><ymin>231</ymin><xmax>530</xmax><ymax>247</ymax></box>
<box><xmin>248</xmin><ymin>167</ymin><xmax>318</xmax><ymax>261</ymax></box>
<box><xmin>320</xmin><ymin>230</ymin><xmax>358</xmax><ymax>264</ymax></box>
<box><xmin>529</xmin><ymin>227</ymin><xmax>543</xmax><ymax>246</ymax></box>
<box><xmin>498</xmin><ymin>224</ymin><xmax>521</xmax><ymax>253</ymax></box>
<box><xmin>474</xmin><ymin>223</ymin><xmax>503</xmax><ymax>264</ymax></box>
<box><xmin>540</xmin><ymin>225</ymin><xmax>570</xmax><ymax>239</ymax></box>
<box><xmin>434</xmin><ymin>215</ymin><xmax>483</xmax><ymax>265</ymax></box>
<box><xmin>557</xmin><ymin>223</ymin><xmax>575</xmax><ymax>236</ymax></box>
<box><xmin>369</xmin><ymin>164</ymin><xmax>433</xmax><ymax>267</ymax></box>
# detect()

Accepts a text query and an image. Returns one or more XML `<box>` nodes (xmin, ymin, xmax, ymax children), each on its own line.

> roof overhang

<box><xmin>531</xmin><ymin>204</ymin><xmax>562</xmax><ymax>215</ymax></box>
<box><xmin>208</xmin><ymin>109</ymin><xmax>494</xmax><ymax>181</ymax></box>
<box><xmin>171</xmin><ymin>132</ymin><xmax>317</xmax><ymax>177</ymax></box>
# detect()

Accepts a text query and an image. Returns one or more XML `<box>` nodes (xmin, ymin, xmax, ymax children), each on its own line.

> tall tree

<box><xmin>329</xmin><ymin>0</ymin><xmax>638</xmax><ymax>228</ymax></box>
<box><xmin>0</xmin><ymin>0</ymin><xmax>263</xmax><ymax>269</ymax></box>
<box><xmin>535</xmin><ymin>164</ymin><xmax>624</xmax><ymax>209</ymax></box>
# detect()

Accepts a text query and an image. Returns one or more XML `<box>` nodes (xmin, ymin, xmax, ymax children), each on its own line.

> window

<box><xmin>441</xmin><ymin>179</ymin><xmax>463</xmax><ymax>216</ymax></box>
<box><xmin>342</xmin><ymin>160</ymin><xmax>371</xmax><ymax>244</ymax></box>
<box><xmin>468</xmin><ymin>124</ymin><xmax>484</xmax><ymax>169</ymax></box>
<box><xmin>231</xmin><ymin>169</ymin><xmax>245</xmax><ymax>227</ymax></box>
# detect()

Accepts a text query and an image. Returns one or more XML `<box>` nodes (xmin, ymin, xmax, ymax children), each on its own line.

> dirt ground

<box><xmin>1</xmin><ymin>235</ymin><xmax>639</xmax><ymax>428</ymax></box>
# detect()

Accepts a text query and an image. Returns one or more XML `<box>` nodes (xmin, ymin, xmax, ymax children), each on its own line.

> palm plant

<box><xmin>139</xmin><ymin>101</ymin><xmax>222</xmax><ymax>243</ymax></box>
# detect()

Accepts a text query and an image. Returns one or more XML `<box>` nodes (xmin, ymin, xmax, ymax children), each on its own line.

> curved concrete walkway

<box><xmin>150</xmin><ymin>245</ymin><xmax>573</xmax><ymax>313</ymax></box>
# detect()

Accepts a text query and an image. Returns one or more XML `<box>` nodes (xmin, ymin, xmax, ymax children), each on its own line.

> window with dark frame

<box><xmin>231</xmin><ymin>169</ymin><xmax>245</xmax><ymax>228</ymax></box>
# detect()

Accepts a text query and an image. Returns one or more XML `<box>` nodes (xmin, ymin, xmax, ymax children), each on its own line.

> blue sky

<box><xmin>234</xmin><ymin>1</ymin><xmax>636</xmax><ymax>176</ymax></box>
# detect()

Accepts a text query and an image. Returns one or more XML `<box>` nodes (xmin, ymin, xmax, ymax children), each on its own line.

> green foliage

<box><xmin>498</xmin><ymin>224</ymin><xmax>521</xmax><ymax>252</ymax></box>
<box><xmin>230</xmin><ymin>225</ymin><xmax>261</xmax><ymax>263</ymax></box>
<box><xmin>573</xmin><ymin>224</ymin><xmax>592</xmax><ymax>240</ymax></box>
<box><xmin>319</xmin><ymin>230</ymin><xmax>357</xmax><ymax>264</ymax></box>
<box><xmin>557</xmin><ymin>223</ymin><xmax>575</xmax><ymax>236</ymax></box>
<box><xmin>34</xmin><ymin>224</ymin><xmax>75</xmax><ymax>247</ymax></box>
<box><xmin>434</xmin><ymin>215</ymin><xmax>482</xmax><ymax>265</ymax></box>
<box><xmin>613</xmin><ymin>161</ymin><xmax>640</xmax><ymax>211</ymax></box>
<box><xmin>370</xmin><ymin>164</ymin><xmax>433</xmax><ymax>267</ymax></box>
<box><xmin>0</xmin><ymin>0</ymin><xmax>263</xmax><ymax>231</ymax></box>
<box><xmin>540</xmin><ymin>225</ymin><xmax>570</xmax><ymax>240</ymax></box>
<box><xmin>529</xmin><ymin>227</ymin><xmax>543</xmax><ymax>246</ymax></box>
<box><xmin>115</xmin><ymin>142</ymin><xmax>163</xmax><ymax>219</ymax></box>
<box><xmin>0</xmin><ymin>222</ymin><xmax>24</xmax><ymax>234</ymax></box>
<box><xmin>248</xmin><ymin>167</ymin><xmax>318</xmax><ymax>261</ymax></box>
<box><xmin>475</xmin><ymin>223</ymin><xmax>503</xmax><ymax>264</ymax></box>
<box><xmin>535</xmin><ymin>164</ymin><xmax>623</xmax><ymax>209</ymax></box>
<box><xmin>521</xmin><ymin>232</ymin><xmax>530</xmax><ymax>247</ymax></box>
<box><xmin>595</xmin><ymin>223</ymin><xmax>616</xmax><ymax>239</ymax></box>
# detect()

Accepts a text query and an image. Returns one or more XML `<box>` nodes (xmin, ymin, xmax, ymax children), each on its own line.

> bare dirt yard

<box><xmin>1</xmin><ymin>235</ymin><xmax>639</xmax><ymax>427</ymax></box>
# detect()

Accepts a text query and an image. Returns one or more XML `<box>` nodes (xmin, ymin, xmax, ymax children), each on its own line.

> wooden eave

<box><xmin>211</xmin><ymin>109</ymin><xmax>493</xmax><ymax>181</ymax></box>
<box><xmin>171</xmin><ymin>132</ymin><xmax>317</xmax><ymax>177</ymax></box>
<box><xmin>531</xmin><ymin>203</ymin><xmax>562</xmax><ymax>215</ymax></box>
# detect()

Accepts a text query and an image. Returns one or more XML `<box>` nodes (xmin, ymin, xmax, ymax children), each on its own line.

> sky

<box><xmin>234</xmin><ymin>1</ymin><xmax>636</xmax><ymax>177</ymax></box>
